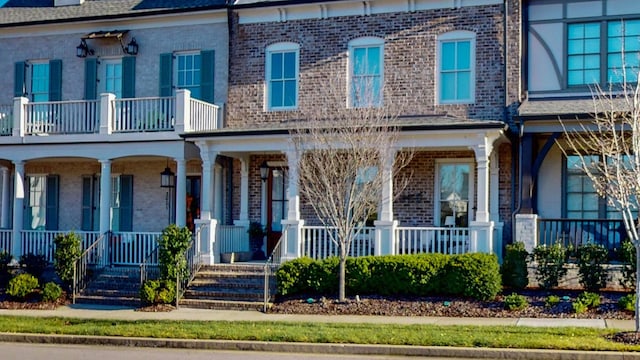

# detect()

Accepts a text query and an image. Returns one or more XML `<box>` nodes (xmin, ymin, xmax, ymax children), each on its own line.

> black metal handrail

<box><xmin>537</xmin><ymin>218</ymin><xmax>626</xmax><ymax>257</ymax></box>
<box><xmin>72</xmin><ymin>231</ymin><xmax>109</xmax><ymax>304</ymax></box>
<box><xmin>263</xmin><ymin>225</ymin><xmax>288</xmax><ymax>312</ymax></box>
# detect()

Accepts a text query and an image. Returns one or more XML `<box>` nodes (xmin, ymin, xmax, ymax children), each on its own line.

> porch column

<box><xmin>175</xmin><ymin>158</ymin><xmax>187</xmax><ymax>227</ymax></box>
<box><xmin>11</xmin><ymin>161</ymin><xmax>24</xmax><ymax>258</ymax></box>
<box><xmin>214</xmin><ymin>164</ymin><xmax>224</xmax><ymax>221</ymax></box>
<box><xmin>470</xmin><ymin>138</ymin><xmax>494</xmax><ymax>253</ymax></box>
<box><xmin>0</xmin><ymin>166</ymin><xmax>10</xmax><ymax>228</ymax></box>
<box><xmin>375</xmin><ymin>148</ymin><xmax>397</xmax><ymax>256</ymax></box>
<box><xmin>281</xmin><ymin>150</ymin><xmax>303</xmax><ymax>260</ymax></box>
<box><xmin>195</xmin><ymin>218</ymin><xmax>218</xmax><ymax>264</ymax></box>
<box><xmin>233</xmin><ymin>156</ymin><xmax>249</xmax><ymax>228</ymax></box>
<box><xmin>98</xmin><ymin>160</ymin><xmax>112</xmax><ymax>236</ymax></box>
<box><xmin>197</xmin><ymin>143</ymin><xmax>217</xmax><ymax>220</ymax></box>
<box><xmin>489</xmin><ymin>151</ymin><xmax>504</xmax><ymax>258</ymax></box>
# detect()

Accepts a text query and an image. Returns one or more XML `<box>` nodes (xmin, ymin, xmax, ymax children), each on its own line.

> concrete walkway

<box><xmin>0</xmin><ymin>305</ymin><xmax>638</xmax><ymax>359</ymax></box>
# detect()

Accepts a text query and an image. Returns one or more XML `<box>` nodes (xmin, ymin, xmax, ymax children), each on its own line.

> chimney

<box><xmin>54</xmin><ymin>0</ymin><xmax>85</xmax><ymax>6</ymax></box>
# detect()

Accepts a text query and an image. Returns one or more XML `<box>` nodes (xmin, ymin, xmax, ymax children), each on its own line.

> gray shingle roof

<box><xmin>518</xmin><ymin>97</ymin><xmax>631</xmax><ymax>118</ymax></box>
<box><xmin>0</xmin><ymin>0</ymin><xmax>227</xmax><ymax>26</ymax></box>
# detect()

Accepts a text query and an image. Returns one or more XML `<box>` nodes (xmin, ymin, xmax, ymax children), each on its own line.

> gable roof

<box><xmin>0</xmin><ymin>0</ymin><xmax>227</xmax><ymax>27</ymax></box>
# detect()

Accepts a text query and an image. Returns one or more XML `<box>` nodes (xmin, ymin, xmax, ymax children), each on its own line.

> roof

<box><xmin>0</xmin><ymin>0</ymin><xmax>227</xmax><ymax>26</ymax></box>
<box><xmin>518</xmin><ymin>97</ymin><xmax>631</xmax><ymax>119</ymax></box>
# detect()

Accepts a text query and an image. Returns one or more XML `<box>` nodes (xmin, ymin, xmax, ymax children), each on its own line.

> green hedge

<box><xmin>276</xmin><ymin>253</ymin><xmax>501</xmax><ymax>301</ymax></box>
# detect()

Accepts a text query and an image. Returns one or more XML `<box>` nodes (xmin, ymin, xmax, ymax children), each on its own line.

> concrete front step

<box><xmin>189</xmin><ymin>279</ymin><xmax>264</xmax><ymax>289</ymax></box>
<box><xmin>82</xmin><ymin>288</ymin><xmax>140</xmax><ymax>298</ymax></box>
<box><xmin>183</xmin><ymin>289</ymin><xmax>263</xmax><ymax>301</ymax></box>
<box><xmin>200</xmin><ymin>264</ymin><xmax>265</xmax><ymax>273</ymax></box>
<box><xmin>74</xmin><ymin>295</ymin><xmax>141</xmax><ymax>307</ymax></box>
<box><xmin>178</xmin><ymin>298</ymin><xmax>264</xmax><ymax>311</ymax></box>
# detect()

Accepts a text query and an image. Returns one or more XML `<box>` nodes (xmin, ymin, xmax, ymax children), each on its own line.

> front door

<box><xmin>266</xmin><ymin>167</ymin><xmax>288</xmax><ymax>255</ymax></box>
<box><xmin>186</xmin><ymin>176</ymin><xmax>201</xmax><ymax>232</ymax></box>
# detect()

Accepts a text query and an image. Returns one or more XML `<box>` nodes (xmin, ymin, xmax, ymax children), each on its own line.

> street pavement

<box><xmin>0</xmin><ymin>305</ymin><xmax>638</xmax><ymax>359</ymax></box>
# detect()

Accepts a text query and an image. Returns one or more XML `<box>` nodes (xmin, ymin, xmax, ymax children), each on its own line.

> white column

<box><xmin>13</xmin><ymin>97</ymin><xmax>27</xmax><ymax>137</ymax></box>
<box><xmin>175</xmin><ymin>158</ymin><xmax>187</xmax><ymax>227</ymax></box>
<box><xmin>99</xmin><ymin>93</ymin><xmax>115</xmax><ymax>135</ymax></box>
<box><xmin>197</xmin><ymin>143</ymin><xmax>217</xmax><ymax>221</ymax></box>
<box><xmin>99</xmin><ymin>160</ymin><xmax>112</xmax><ymax>235</ymax></box>
<box><xmin>11</xmin><ymin>161</ymin><xmax>24</xmax><ymax>258</ymax></box>
<box><xmin>375</xmin><ymin>148</ymin><xmax>397</xmax><ymax>255</ymax></box>
<box><xmin>281</xmin><ymin>150</ymin><xmax>303</xmax><ymax>260</ymax></box>
<box><xmin>214</xmin><ymin>164</ymin><xmax>224</xmax><ymax>221</ymax></box>
<box><xmin>470</xmin><ymin>136</ymin><xmax>494</xmax><ymax>253</ymax></box>
<box><xmin>234</xmin><ymin>157</ymin><xmax>250</xmax><ymax>228</ymax></box>
<box><xmin>489</xmin><ymin>151</ymin><xmax>503</xmax><ymax>258</ymax></box>
<box><xmin>0</xmin><ymin>166</ymin><xmax>10</xmax><ymax>228</ymax></box>
<box><xmin>174</xmin><ymin>89</ymin><xmax>191</xmax><ymax>134</ymax></box>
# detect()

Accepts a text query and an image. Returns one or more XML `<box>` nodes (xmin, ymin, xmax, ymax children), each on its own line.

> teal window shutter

<box><xmin>159</xmin><ymin>53</ymin><xmax>173</xmax><ymax>97</ymax></box>
<box><xmin>48</xmin><ymin>59</ymin><xmax>62</xmax><ymax>101</ymax></box>
<box><xmin>119</xmin><ymin>175</ymin><xmax>133</xmax><ymax>232</ymax></box>
<box><xmin>122</xmin><ymin>56</ymin><xmax>136</xmax><ymax>98</ymax></box>
<box><xmin>22</xmin><ymin>176</ymin><xmax>31</xmax><ymax>230</ymax></box>
<box><xmin>46</xmin><ymin>175</ymin><xmax>59</xmax><ymax>230</ymax></box>
<box><xmin>200</xmin><ymin>50</ymin><xmax>215</xmax><ymax>103</ymax></box>
<box><xmin>84</xmin><ymin>58</ymin><xmax>98</xmax><ymax>100</ymax></box>
<box><xmin>14</xmin><ymin>61</ymin><xmax>26</xmax><ymax>97</ymax></box>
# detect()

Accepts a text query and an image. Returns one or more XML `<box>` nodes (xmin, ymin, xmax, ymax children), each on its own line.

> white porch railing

<box><xmin>395</xmin><ymin>226</ymin><xmax>470</xmax><ymax>255</ymax></box>
<box><xmin>20</xmin><ymin>230</ymin><xmax>100</xmax><ymax>263</ymax></box>
<box><xmin>110</xmin><ymin>231</ymin><xmax>161</xmax><ymax>265</ymax></box>
<box><xmin>113</xmin><ymin>97</ymin><xmax>175</xmax><ymax>132</ymax></box>
<box><xmin>0</xmin><ymin>230</ymin><xmax>11</xmax><ymax>254</ymax></box>
<box><xmin>189</xmin><ymin>98</ymin><xmax>221</xmax><ymax>131</ymax></box>
<box><xmin>24</xmin><ymin>100</ymin><xmax>99</xmax><ymax>134</ymax></box>
<box><xmin>300</xmin><ymin>226</ymin><xmax>376</xmax><ymax>260</ymax></box>
<box><xmin>0</xmin><ymin>105</ymin><xmax>12</xmax><ymax>136</ymax></box>
<box><xmin>217</xmin><ymin>225</ymin><xmax>249</xmax><ymax>253</ymax></box>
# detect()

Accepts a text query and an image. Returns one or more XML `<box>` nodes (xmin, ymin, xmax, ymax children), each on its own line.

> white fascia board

<box><xmin>0</xmin><ymin>10</ymin><xmax>227</xmax><ymax>39</ymax></box>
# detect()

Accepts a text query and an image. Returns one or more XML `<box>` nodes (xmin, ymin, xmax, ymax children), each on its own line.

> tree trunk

<box><xmin>635</xmin><ymin>242</ymin><xmax>640</xmax><ymax>332</ymax></box>
<box><xmin>339</xmin><ymin>256</ymin><xmax>346</xmax><ymax>302</ymax></box>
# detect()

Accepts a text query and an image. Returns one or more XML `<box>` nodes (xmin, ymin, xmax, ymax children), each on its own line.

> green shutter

<box><xmin>159</xmin><ymin>53</ymin><xmax>173</xmax><ymax>97</ymax></box>
<box><xmin>122</xmin><ymin>56</ymin><xmax>136</xmax><ymax>98</ymax></box>
<box><xmin>14</xmin><ymin>62</ymin><xmax>26</xmax><ymax>97</ymax></box>
<box><xmin>46</xmin><ymin>175</ymin><xmax>59</xmax><ymax>230</ymax></box>
<box><xmin>84</xmin><ymin>58</ymin><xmax>98</xmax><ymax>100</ymax></box>
<box><xmin>49</xmin><ymin>59</ymin><xmax>62</xmax><ymax>101</ymax></box>
<box><xmin>200</xmin><ymin>50</ymin><xmax>215</xmax><ymax>103</ymax></box>
<box><xmin>119</xmin><ymin>175</ymin><xmax>133</xmax><ymax>232</ymax></box>
<box><xmin>81</xmin><ymin>176</ymin><xmax>92</xmax><ymax>231</ymax></box>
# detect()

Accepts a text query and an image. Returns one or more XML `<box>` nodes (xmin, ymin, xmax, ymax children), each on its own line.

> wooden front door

<box><xmin>266</xmin><ymin>167</ymin><xmax>288</xmax><ymax>255</ymax></box>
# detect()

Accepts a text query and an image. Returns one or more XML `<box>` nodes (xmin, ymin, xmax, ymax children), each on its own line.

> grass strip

<box><xmin>0</xmin><ymin>316</ymin><xmax>637</xmax><ymax>352</ymax></box>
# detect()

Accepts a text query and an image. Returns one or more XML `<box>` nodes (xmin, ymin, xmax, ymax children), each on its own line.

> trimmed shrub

<box><xmin>532</xmin><ymin>244</ymin><xmax>568</xmax><ymax>289</ymax></box>
<box><xmin>618</xmin><ymin>294</ymin><xmax>636</xmax><ymax>312</ymax></box>
<box><xmin>619</xmin><ymin>239</ymin><xmax>636</xmax><ymax>290</ymax></box>
<box><xmin>276</xmin><ymin>257</ymin><xmax>316</xmax><ymax>296</ymax></box>
<box><xmin>42</xmin><ymin>282</ymin><xmax>62</xmax><ymax>302</ymax></box>
<box><xmin>54</xmin><ymin>232</ymin><xmax>82</xmax><ymax>286</ymax></box>
<box><xmin>20</xmin><ymin>253</ymin><xmax>48</xmax><ymax>281</ymax></box>
<box><xmin>545</xmin><ymin>295</ymin><xmax>561</xmax><ymax>308</ymax></box>
<box><xmin>504</xmin><ymin>293</ymin><xmax>528</xmax><ymax>311</ymax></box>
<box><xmin>7</xmin><ymin>273</ymin><xmax>39</xmax><ymax>300</ymax></box>
<box><xmin>158</xmin><ymin>225</ymin><xmax>192</xmax><ymax>282</ymax></box>
<box><xmin>576</xmin><ymin>244</ymin><xmax>609</xmax><ymax>292</ymax></box>
<box><xmin>140</xmin><ymin>280</ymin><xmax>176</xmax><ymax>305</ymax></box>
<box><xmin>441</xmin><ymin>253</ymin><xmax>502</xmax><ymax>301</ymax></box>
<box><xmin>0</xmin><ymin>251</ymin><xmax>12</xmax><ymax>287</ymax></box>
<box><xmin>501</xmin><ymin>242</ymin><xmax>529</xmax><ymax>290</ymax></box>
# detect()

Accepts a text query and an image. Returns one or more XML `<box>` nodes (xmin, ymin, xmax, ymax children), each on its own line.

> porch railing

<box><xmin>176</xmin><ymin>237</ymin><xmax>202</xmax><ymax>308</ymax></box>
<box><xmin>113</xmin><ymin>97</ymin><xmax>175</xmax><ymax>132</ymax></box>
<box><xmin>300</xmin><ymin>226</ymin><xmax>375</xmax><ymax>260</ymax></box>
<box><xmin>218</xmin><ymin>225</ymin><xmax>249</xmax><ymax>253</ymax></box>
<box><xmin>537</xmin><ymin>218</ymin><xmax>625</xmax><ymax>253</ymax></box>
<box><xmin>72</xmin><ymin>232</ymin><xmax>108</xmax><ymax>304</ymax></box>
<box><xmin>0</xmin><ymin>230</ymin><xmax>11</xmax><ymax>254</ymax></box>
<box><xmin>110</xmin><ymin>232</ymin><xmax>161</xmax><ymax>265</ymax></box>
<box><xmin>0</xmin><ymin>105</ymin><xmax>12</xmax><ymax>136</ymax></box>
<box><xmin>264</xmin><ymin>225</ymin><xmax>287</xmax><ymax>312</ymax></box>
<box><xmin>24</xmin><ymin>100</ymin><xmax>99</xmax><ymax>134</ymax></box>
<box><xmin>21</xmin><ymin>230</ymin><xmax>100</xmax><ymax>263</ymax></box>
<box><xmin>395</xmin><ymin>226</ymin><xmax>470</xmax><ymax>255</ymax></box>
<box><xmin>189</xmin><ymin>98</ymin><xmax>221</xmax><ymax>131</ymax></box>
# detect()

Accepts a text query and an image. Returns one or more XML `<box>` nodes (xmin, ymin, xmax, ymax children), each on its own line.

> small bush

<box><xmin>504</xmin><ymin>293</ymin><xmax>528</xmax><ymax>311</ymax></box>
<box><xmin>618</xmin><ymin>294</ymin><xmax>636</xmax><ymax>312</ymax></box>
<box><xmin>7</xmin><ymin>273</ymin><xmax>39</xmax><ymax>300</ymax></box>
<box><xmin>42</xmin><ymin>282</ymin><xmax>62</xmax><ymax>302</ymax></box>
<box><xmin>572</xmin><ymin>300</ymin><xmax>589</xmax><ymax>314</ymax></box>
<box><xmin>158</xmin><ymin>225</ymin><xmax>192</xmax><ymax>282</ymax></box>
<box><xmin>576</xmin><ymin>291</ymin><xmax>601</xmax><ymax>308</ymax></box>
<box><xmin>619</xmin><ymin>240</ymin><xmax>636</xmax><ymax>290</ymax></box>
<box><xmin>441</xmin><ymin>253</ymin><xmax>502</xmax><ymax>300</ymax></box>
<box><xmin>532</xmin><ymin>244</ymin><xmax>568</xmax><ymax>289</ymax></box>
<box><xmin>140</xmin><ymin>280</ymin><xmax>176</xmax><ymax>305</ymax></box>
<box><xmin>20</xmin><ymin>253</ymin><xmax>48</xmax><ymax>281</ymax></box>
<box><xmin>576</xmin><ymin>244</ymin><xmax>609</xmax><ymax>292</ymax></box>
<box><xmin>545</xmin><ymin>295</ymin><xmax>561</xmax><ymax>308</ymax></box>
<box><xmin>501</xmin><ymin>242</ymin><xmax>529</xmax><ymax>290</ymax></box>
<box><xmin>54</xmin><ymin>232</ymin><xmax>82</xmax><ymax>286</ymax></box>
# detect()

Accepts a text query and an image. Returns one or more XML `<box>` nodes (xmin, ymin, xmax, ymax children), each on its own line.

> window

<box><xmin>265</xmin><ymin>42</ymin><xmax>299</xmax><ymax>110</ymax></box>
<box><xmin>567</xmin><ymin>23</ymin><xmax>601</xmax><ymax>86</ymax></box>
<box><xmin>23</xmin><ymin>175</ymin><xmax>59</xmax><ymax>230</ymax></box>
<box><xmin>14</xmin><ymin>59</ymin><xmax>61</xmax><ymax>101</ymax></box>
<box><xmin>159</xmin><ymin>51</ymin><xmax>215</xmax><ymax>103</ymax></box>
<box><xmin>102</xmin><ymin>59</ymin><xmax>123</xmax><ymax>98</ymax></box>
<box><xmin>436</xmin><ymin>161</ymin><xmax>473</xmax><ymax>227</ymax></box>
<box><xmin>176</xmin><ymin>52</ymin><xmax>201</xmax><ymax>99</ymax></box>
<box><xmin>31</xmin><ymin>62</ymin><xmax>50</xmax><ymax>102</ymax></box>
<box><xmin>81</xmin><ymin>176</ymin><xmax>100</xmax><ymax>231</ymax></box>
<box><xmin>348</xmin><ymin>37</ymin><xmax>384</xmax><ymax>108</ymax></box>
<box><xmin>110</xmin><ymin>175</ymin><xmax>133</xmax><ymax>232</ymax></box>
<box><xmin>437</xmin><ymin>31</ymin><xmax>475</xmax><ymax>104</ymax></box>
<box><xmin>608</xmin><ymin>20</ymin><xmax>640</xmax><ymax>83</ymax></box>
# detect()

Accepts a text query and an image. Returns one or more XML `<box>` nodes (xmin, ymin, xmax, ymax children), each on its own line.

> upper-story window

<box><xmin>265</xmin><ymin>42</ymin><xmax>299</xmax><ymax>110</ymax></box>
<box><xmin>101</xmin><ymin>59</ymin><xmax>123</xmax><ymax>98</ymax></box>
<box><xmin>159</xmin><ymin>50</ymin><xmax>215</xmax><ymax>103</ymax></box>
<box><xmin>14</xmin><ymin>59</ymin><xmax>62</xmax><ymax>101</ymax></box>
<box><xmin>567</xmin><ymin>19</ymin><xmax>640</xmax><ymax>86</ymax></box>
<box><xmin>348</xmin><ymin>37</ymin><xmax>384</xmax><ymax>108</ymax></box>
<box><xmin>437</xmin><ymin>31</ymin><xmax>476</xmax><ymax>104</ymax></box>
<box><xmin>31</xmin><ymin>62</ymin><xmax>50</xmax><ymax>102</ymax></box>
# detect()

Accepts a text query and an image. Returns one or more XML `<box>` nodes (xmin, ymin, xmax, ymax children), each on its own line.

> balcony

<box><xmin>1</xmin><ymin>89</ymin><xmax>222</xmax><ymax>139</ymax></box>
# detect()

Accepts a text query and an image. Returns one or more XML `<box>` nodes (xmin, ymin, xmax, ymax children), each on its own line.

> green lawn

<box><xmin>0</xmin><ymin>316</ymin><xmax>637</xmax><ymax>352</ymax></box>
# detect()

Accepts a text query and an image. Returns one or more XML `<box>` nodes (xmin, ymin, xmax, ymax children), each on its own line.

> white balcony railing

<box><xmin>24</xmin><ymin>100</ymin><xmax>99</xmax><ymax>135</ymax></box>
<box><xmin>113</xmin><ymin>97</ymin><xmax>175</xmax><ymax>132</ymax></box>
<box><xmin>395</xmin><ymin>226</ymin><xmax>470</xmax><ymax>255</ymax></box>
<box><xmin>0</xmin><ymin>105</ymin><xmax>13</xmax><ymax>136</ymax></box>
<box><xmin>189</xmin><ymin>98</ymin><xmax>221</xmax><ymax>132</ymax></box>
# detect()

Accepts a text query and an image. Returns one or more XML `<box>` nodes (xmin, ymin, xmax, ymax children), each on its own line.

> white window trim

<box><xmin>434</xmin><ymin>158</ymin><xmax>475</xmax><ymax>227</ymax></box>
<box><xmin>347</xmin><ymin>36</ymin><xmax>384</xmax><ymax>108</ymax></box>
<box><xmin>264</xmin><ymin>42</ymin><xmax>300</xmax><ymax>111</ymax></box>
<box><xmin>435</xmin><ymin>30</ymin><xmax>476</xmax><ymax>105</ymax></box>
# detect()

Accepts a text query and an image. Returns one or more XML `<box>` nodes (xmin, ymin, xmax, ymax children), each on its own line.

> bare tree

<box><xmin>289</xmin><ymin>76</ymin><xmax>411</xmax><ymax>302</ymax></box>
<box><xmin>559</xmin><ymin>76</ymin><xmax>640</xmax><ymax>331</ymax></box>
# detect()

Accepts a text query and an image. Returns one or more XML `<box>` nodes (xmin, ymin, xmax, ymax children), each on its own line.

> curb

<box><xmin>0</xmin><ymin>332</ymin><xmax>639</xmax><ymax>359</ymax></box>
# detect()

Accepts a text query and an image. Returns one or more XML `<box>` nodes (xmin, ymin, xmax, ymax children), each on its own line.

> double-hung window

<box><xmin>14</xmin><ymin>59</ymin><xmax>62</xmax><ymax>101</ymax></box>
<box><xmin>265</xmin><ymin>43</ymin><xmax>299</xmax><ymax>110</ymax></box>
<box><xmin>102</xmin><ymin>59</ymin><xmax>123</xmax><ymax>98</ymax></box>
<box><xmin>31</xmin><ymin>62</ymin><xmax>50</xmax><ymax>103</ymax></box>
<box><xmin>607</xmin><ymin>20</ymin><xmax>640</xmax><ymax>83</ymax></box>
<box><xmin>437</xmin><ymin>31</ymin><xmax>475</xmax><ymax>104</ymax></box>
<box><xmin>23</xmin><ymin>175</ymin><xmax>59</xmax><ymax>231</ymax></box>
<box><xmin>176</xmin><ymin>52</ymin><xmax>201</xmax><ymax>99</ymax></box>
<box><xmin>159</xmin><ymin>50</ymin><xmax>215</xmax><ymax>103</ymax></box>
<box><xmin>567</xmin><ymin>23</ymin><xmax>601</xmax><ymax>86</ymax></box>
<box><xmin>348</xmin><ymin>37</ymin><xmax>383</xmax><ymax>108</ymax></box>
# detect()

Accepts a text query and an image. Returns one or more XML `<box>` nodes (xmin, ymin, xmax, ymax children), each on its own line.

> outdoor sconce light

<box><xmin>76</xmin><ymin>39</ymin><xmax>94</xmax><ymax>58</ymax></box>
<box><xmin>125</xmin><ymin>37</ymin><xmax>139</xmax><ymax>55</ymax></box>
<box><xmin>259</xmin><ymin>161</ymin><xmax>269</xmax><ymax>182</ymax></box>
<box><xmin>160</xmin><ymin>163</ymin><xmax>176</xmax><ymax>188</ymax></box>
